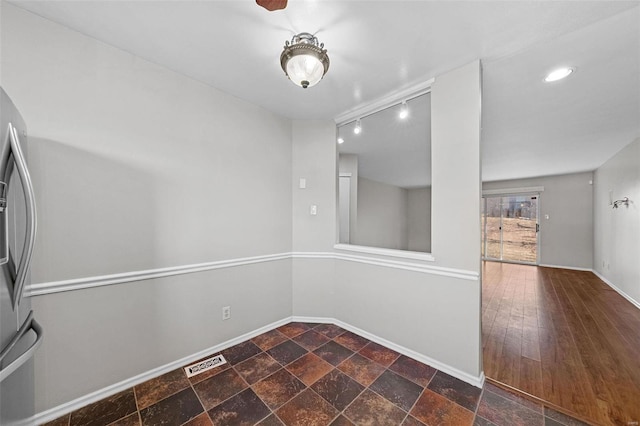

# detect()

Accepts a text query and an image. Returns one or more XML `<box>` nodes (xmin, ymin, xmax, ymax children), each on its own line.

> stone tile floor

<box><xmin>43</xmin><ymin>322</ymin><xmax>589</xmax><ymax>426</ymax></box>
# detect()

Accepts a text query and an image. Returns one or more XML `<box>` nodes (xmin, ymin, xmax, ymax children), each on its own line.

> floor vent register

<box><xmin>184</xmin><ymin>354</ymin><xmax>227</xmax><ymax>378</ymax></box>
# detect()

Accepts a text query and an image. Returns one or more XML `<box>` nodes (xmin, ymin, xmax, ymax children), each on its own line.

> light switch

<box><xmin>310</xmin><ymin>205</ymin><xmax>317</xmax><ymax>215</ymax></box>
<box><xmin>544</xmin><ymin>214</ymin><xmax>550</xmax><ymax>220</ymax></box>
<box><xmin>299</xmin><ymin>178</ymin><xmax>306</xmax><ymax>189</ymax></box>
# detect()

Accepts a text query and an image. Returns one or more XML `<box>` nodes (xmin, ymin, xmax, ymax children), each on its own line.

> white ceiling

<box><xmin>338</xmin><ymin>93</ymin><xmax>431</xmax><ymax>188</ymax></box>
<box><xmin>8</xmin><ymin>1</ymin><xmax>640</xmax><ymax>182</ymax></box>
<box><xmin>482</xmin><ymin>6</ymin><xmax>640</xmax><ymax>182</ymax></box>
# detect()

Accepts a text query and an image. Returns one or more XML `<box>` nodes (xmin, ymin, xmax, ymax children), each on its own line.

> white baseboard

<box><xmin>293</xmin><ymin>315</ymin><xmax>485</xmax><ymax>389</ymax></box>
<box><xmin>523</xmin><ymin>264</ymin><xmax>639</xmax><ymax>310</ymax></box>
<box><xmin>538</xmin><ymin>266</ymin><xmax>640</xmax><ymax>310</ymax></box>
<box><xmin>35</xmin><ymin>315</ymin><xmax>485</xmax><ymax>424</ymax></box>
<box><xmin>292</xmin><ymin>315</ymin><xmax>335</xmax><ymax>324</ymax></box>
<box><xmin>592</xmin><ymin>270</ymin><xmax>640</xmax><ymax>310</ymax></box>
<box><xmin>34</xmin><ymin>314</ymin><xmax>487</xmax><ymax>424</ymax></box>
<box><xmin>31</xmin><ymin>317</ymin><xmax>292</xmax><ymax>426</ymax></box>
<box><xmin>538</xmin><ymin>263</ymin><xmax>593</xmax><ymax>272</ymax></box>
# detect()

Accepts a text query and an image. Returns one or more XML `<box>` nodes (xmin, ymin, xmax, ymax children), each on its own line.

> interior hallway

<box><xmin>482</xmin><ymin>261</ymin><xmax>640</xmax><ymax>426</ymax></box>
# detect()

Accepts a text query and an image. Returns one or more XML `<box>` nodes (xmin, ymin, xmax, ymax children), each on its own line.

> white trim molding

<box><xmin>293</xmin><ymin>251</ymin><xmax>478</xmax><ymax>281</ymax></box>
<box><xmin>33</xmin><ymin>315</ymin><xmax>485</xmax><ymax>425</ymax></box>
<box><xmin>538</xmin><ymin>263</ymin><xmax>592</xmax><ymax>272</ymax></box>
<box><xmin>28</xmin><ymin>251</ymin><xmax>479</xmax><ymax>296</ymax></box>
<box><xmin>592</xmin><ymin>270</ymin><xmax>640</xmax><ymax>310</ymax></box>
<box><xmin>482</xmin><ymin>186</ymin><xmax>544</xmax><ymax>196</ymax></box>
<box><xmin>31</xmin><ymin>317</ymin><xmax>292</xmax><ymax>426</ymax></box>
<box><xmin>26</xmin><ymin>253</ymin><xmax>292</xmax><ymax>297</ymax></box>
<box><xmin>334</xmin><ymin>243</ymin><xmax>435</xmax><ymax>262</ymax></box>
<box><xmin>333</xmin><ymin>252</ymin><xmax>477</xmax><ymax>281</ymax></box>
<box><xmin>293</xmin><ymin>316</ymin><xmax>485</xmax><ymax>388</ymax></box>
<box><xmin>335</xmin><ymin>78</ymin><xmax>434</xmax><ymax>125</ymax></box>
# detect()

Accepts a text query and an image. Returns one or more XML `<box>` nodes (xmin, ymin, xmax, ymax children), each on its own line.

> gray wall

<box><xmin>483</xmin><ymin>172</ymin><xmax>594</xmax><ymax>269</ymax></box>
<box><xmin>593</xmin><ymin>137</ymin><xmax>640</xmax><ymax>306</ymax></box>
<box><xmin>294</xmin><ymin>61</ymin><xmax>483</xmax><ymax>381</ymax></box>
<box><xmin>407</xmin><ymin>187</ymin><xmax>432</xmax><ymax>252</ymax></box>
<box><xmin>292</xmin><ymin>121</ymin><xmax>337</xmax><ymax>319</ymax></box>
<box><xmin>337</xmin><ymin>157</ymin><xmax>432</xmax><ymax>252</ymax></box>
<box><xmin>354</xmin><ymin>180</ymin><xmax>431</xmax><ymax>252</ymax></box>
<box><xmin>291</xmin><ymin>121</ymin><xmax>337</xmax><ymax>253</ymax></box>
<box><xmin>338</xmin><ymin>154</ymin><xmax>358</xmax><ymax>243</ymax></box>
<box><xmin>429</xmin><ymin>61</ymin><xmax>482</xmax><ymax>376</ymax></box>
<box><xmin>2</xmin><ymin>4</ymin><xmax>293</xmax><ymax>412</ymax></box>
<box><xmin>32</xmin><ymin>262</ymin><xmax>292</xmax><ymax>412</ymax></box>
<box><xmin>431</xmin><ymin>64</ymin><xmax>482</xmax><ymax>273</ymax></box>
<box><xmin>355</xmin><ymin>177</ymin><xmax>408</xmax><ymax>250</ymax></box>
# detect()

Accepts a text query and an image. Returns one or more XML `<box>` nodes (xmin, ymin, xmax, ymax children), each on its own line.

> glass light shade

<box><xmin>280</xmin><ymin>32</ymin><xmax>329</xmax><ymax>89</ymax></box>
<box><xmin>286</xmin><ymin>54</ymin><xmax>325</xmax><ymax>88</ymax></box>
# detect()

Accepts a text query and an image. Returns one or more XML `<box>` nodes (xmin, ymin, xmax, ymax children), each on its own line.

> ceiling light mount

<box><xmin>281</xmin><ymin>32</ymin><xmax>330</xmax><ymax>89</ymax></box>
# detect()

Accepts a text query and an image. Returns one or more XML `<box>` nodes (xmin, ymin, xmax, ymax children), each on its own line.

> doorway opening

<box><xmin>338</xmin><ymin>174</ymin><xmax>351</xmax><ymax>243</ymax></box>
<box><xmin>482</xmin><ymin>194</ymin><xmax>539</xmax><ymax>264</ymax></box>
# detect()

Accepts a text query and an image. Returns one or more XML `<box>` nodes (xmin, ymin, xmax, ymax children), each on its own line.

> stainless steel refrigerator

<box><xmin>0</xmin><ymin>87</ymin><xmax>43</xmax><ymax>425</ymax></box>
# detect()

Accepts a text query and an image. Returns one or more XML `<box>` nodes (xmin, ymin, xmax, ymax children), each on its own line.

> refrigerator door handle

<box><xmin>0</xmin><ymin>181</ymin><xmax>6</xmax><ymax>265</ymax></box>
<box><xmin>6</xmin><ymin>123</ymin><xmax>37</xmax><ymax>309</ymax></box>
<box><xmin>0</xmin><ymin>310</ymin><xmax>43</xmax><ymax>383</ymax></box>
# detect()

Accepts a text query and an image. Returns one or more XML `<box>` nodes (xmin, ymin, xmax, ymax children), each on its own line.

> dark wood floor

<box><xmin>482</xmin><ymin>261</ymin><xmax>640</xmax><ymax>426</ymax></box>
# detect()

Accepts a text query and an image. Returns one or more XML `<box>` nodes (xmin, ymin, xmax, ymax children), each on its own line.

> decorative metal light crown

<box><xmin>280</xmin><ymin>32</ymin><xmax>330</xmax><ymax>89</ymax></box>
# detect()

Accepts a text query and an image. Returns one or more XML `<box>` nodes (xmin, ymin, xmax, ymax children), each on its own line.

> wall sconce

<box><xmin>612</xmin><ymin>197</ymin><xmax>630</xmax><ymax>209</ymax></box>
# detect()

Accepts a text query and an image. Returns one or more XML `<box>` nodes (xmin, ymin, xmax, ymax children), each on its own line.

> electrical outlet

<box><xmin>222</xmin><ymin>306</ymin><xmax>231</xmax><ymax>320</ymax></box>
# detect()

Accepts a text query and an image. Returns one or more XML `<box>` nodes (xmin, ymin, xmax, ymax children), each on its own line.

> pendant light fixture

<box><xmin>280</xmin><ymin>32</ymin><xmax>330</xmax><ymax>89</ymax></box>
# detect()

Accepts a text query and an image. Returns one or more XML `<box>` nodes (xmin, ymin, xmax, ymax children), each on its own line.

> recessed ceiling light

<box><xmin>544</xmin><ymin>67</ymin><xmax>575</xmax><ymax>82</ymax></box>
<box><xmin>337</xmin><ymin>137</ymin><xmax>344</xmax><ymax>144</ymax></box>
